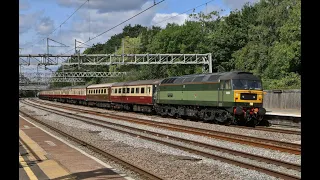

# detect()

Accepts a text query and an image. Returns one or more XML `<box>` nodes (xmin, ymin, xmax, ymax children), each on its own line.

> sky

<box><xmin>19</xmin><ymin>0</ymin><xmax>259</xmax><ymax>73</ymax></box>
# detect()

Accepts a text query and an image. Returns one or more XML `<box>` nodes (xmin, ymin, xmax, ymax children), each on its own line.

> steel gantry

<box><xmin>19</xmin><ymin>53</ymin><xmax>213</xmax><ymax>73</ymax></box>
<box><xmin>19</xmin><ymin>72</ymin><xmax>127</xmax><ymax>84</ymax></box>
<box><xmin>21</xmin><ymin>72</ymin><xmax>128</xmax><ymax>78</ymax></box>
<box><xmin>19</xmin><ymin>77</ymin><xmax>85</xmax><ymax>83</ymax></box>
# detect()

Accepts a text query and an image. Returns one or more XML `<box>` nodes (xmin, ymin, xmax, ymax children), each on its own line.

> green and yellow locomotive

<box><xmin>154</xmin><ymin>71</ymin><xmax>267</xmax><ymax>127</ymax></box>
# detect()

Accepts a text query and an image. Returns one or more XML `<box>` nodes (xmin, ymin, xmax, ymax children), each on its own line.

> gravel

<box><xmin>20</xmin><ymin>101</ymin><xmax>299</xmax><ymax>179</ymax></box>
<box><xmin>32</xmin><ymin>99</ymin><xmax>301</xmax><ymax>143</ymax></box>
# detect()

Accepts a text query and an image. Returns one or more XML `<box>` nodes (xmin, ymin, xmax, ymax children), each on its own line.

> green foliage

<box><xmin>50</xmin><ymin>0</ymin><xmax>300</xmax><ymax>90</ymax></box>
<box><xmin>262</xmin><ymin>72</ymin><xmax>301</xmax><ymax>90</ymax></box>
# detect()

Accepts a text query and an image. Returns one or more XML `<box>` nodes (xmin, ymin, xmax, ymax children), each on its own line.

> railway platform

<box><xmin>265</xmin><ymin>108</ymin><xmax>301</xmax><ymax>117</ymax></box>
<box><xmin>19</xmin><ymin>115</ymin><xmax>134</xmax><ymax>180</ymax></box>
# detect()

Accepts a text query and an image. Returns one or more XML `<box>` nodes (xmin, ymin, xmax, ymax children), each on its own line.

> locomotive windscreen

<box><xmin>232</xmin><ymin>79</ymin><xmax>262</xmax><ymax>90</ymax></box>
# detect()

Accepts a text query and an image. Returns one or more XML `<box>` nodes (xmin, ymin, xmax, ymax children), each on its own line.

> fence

<box><xmin>263</xmin><ymin>89</ymin><xmax>301</xmax><ymax>110</ymax></box>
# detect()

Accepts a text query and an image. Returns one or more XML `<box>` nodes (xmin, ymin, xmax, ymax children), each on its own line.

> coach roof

<box><xmin>87</xmin><ymin>83</ymin><xmax>115</xmax><ymax>89</ymax></box>
<box><xmin>112</xmin><ymin>79</ymin><xmax>163</xmax><ymax>87</ymax></box>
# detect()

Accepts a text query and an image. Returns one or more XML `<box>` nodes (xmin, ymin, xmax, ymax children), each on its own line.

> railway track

<box><xmin>20</xmin><ymin>102</ymin><xmax>301</xmax><ymax>180</ymax></box>
<box><xmin>27</xmin><ymin>99</ymin><xmax>301</xmax><ymax>155</ymax></box>
<box><xmin>19</xmin><ymin>110</ymin><xmax>163</xmax><ymax>180</ymax></box>
<box><xmin>30</xmin><ymin>98</ymin><xmax>300</xmax><ymax>135</ymax></box>
<box><xmin>229</xmin><ymin>125</ymin><xmax>300</xmax><ymax>135</ymax></box>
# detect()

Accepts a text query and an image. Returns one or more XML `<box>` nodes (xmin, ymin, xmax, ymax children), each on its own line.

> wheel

<box><xmin>215</xmin><ymin>110</ymin><xmax>228</xmax><ymax>124</ymax></box>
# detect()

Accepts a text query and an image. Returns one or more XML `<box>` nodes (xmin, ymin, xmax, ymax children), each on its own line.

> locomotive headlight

<box><xmin>235</xmin><ymin>93</ymin><xmax>239</xmax><ymax>100</ymax></box>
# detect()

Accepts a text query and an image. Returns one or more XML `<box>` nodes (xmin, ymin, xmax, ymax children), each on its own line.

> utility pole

<box><xmin>46</xmin><ymin>38</ymin><xmax>49</xmax><ymax>55</ymax></box>
<box><xmin>75</xmin><ymin>39</ymin><xmax>77</xmax><ymax>54</ymax></box>
<box><xmin>122</xmin><ymin>38</ymin><xmax>124</xmax><ymax>63</ymax></box>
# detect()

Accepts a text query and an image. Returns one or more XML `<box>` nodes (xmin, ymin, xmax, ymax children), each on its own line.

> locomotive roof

<box><xmin>112</xmin><ymin>79</ymin><xmax>164</xmax><ymax>86</ymax></box>
<box><xmin>161</xmin><ymin>71</ymin><xmax>260</xmax><ymax>84</ymax></box>
<box><xmin>87</xmin><ymin>83</ymin><xmax>115</xmax><ymax>88</ymax></box>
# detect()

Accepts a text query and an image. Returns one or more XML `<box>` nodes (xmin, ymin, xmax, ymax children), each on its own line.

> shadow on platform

<box><xmin>51</xmin><ymin>168</ymin><xmax>127</xmax><ymax>180</ymax></box>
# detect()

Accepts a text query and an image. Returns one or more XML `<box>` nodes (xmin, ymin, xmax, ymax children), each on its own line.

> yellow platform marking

<box><xmin>37</xmin><ymin>160</ymin><xmax>74</xmax><ymax>179</ymax></box>
<box><xmin>19</xmin><ymin>130</ymin><xmax>47</xmax><ymax>161</ymax></box>
<box><xmin>20</xmin><ymin>140</ymin><xmax>37</xmax><ymax>162</ymax></box>
<box><xmin>19</xmin><ymin>128</ymin><xmax>73</xmax><ymax>179</ymax></box>
<box><xmin>19</xmin><ymin>153</ymin><xmax>38</xmax><ymax>180</ymax></box>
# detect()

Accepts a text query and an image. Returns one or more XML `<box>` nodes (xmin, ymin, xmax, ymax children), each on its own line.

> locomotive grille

<box><xmin>240</xmin><ymin>93</ymin><xmax>257</xmax><ymax>100</ymax></box>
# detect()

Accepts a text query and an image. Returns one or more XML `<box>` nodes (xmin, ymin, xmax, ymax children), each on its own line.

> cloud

<box><xmin>222</xmin><ymin>0</ymin><xmax>260</xmax><ymax>10</ymax></box>
<box><xmin>151</xmin><ymin>13</ymin><xmax>189</xmax><ymax>28</ymax></box>
<box><xmin>19</xmin><ymin>11</ymin><xmax>43</xmax><ymax>34</ymax></box>
<box><xmin>19</xmin><ymin>0</ymin><xmax>30</xmax><ymax>11</ymax></box>
<box><xmin>56</xmin><ymin>0</ymin><xmax>149</xmax><ymax>13</ymax></box>
<box><xmin>20</xmin><ymin>0</ymin><xmax>178</xmax><ymax>55</ymax></box>
<box><xmin>49</xmin><ymin>1</ymin><xmax>160</xmax><ymax>49</ymax></box>
<box><xmin>36</xmin><ymin>17</ymin><xmax>55</xmax><ymax>35</ymax></box>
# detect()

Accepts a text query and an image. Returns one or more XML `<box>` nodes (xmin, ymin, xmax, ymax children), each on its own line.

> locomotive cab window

<box><xmin>220</xmin><ymin>81</ymin><xmax>224</xmax><ymax>89</ymax></box>
<box><xmin>225</xmin><ymin>80</ymin><xmax>231</xmax><ymax>90</ymax></box>
<box><xmin>232</xmin><ymin>79</ymin><xmax>262</xmax><ymax>90</ymax></box>
<box><xmin>220</xmin><ymin>80</ymin><xmax>231</xmax><ymax>90</ymax></box>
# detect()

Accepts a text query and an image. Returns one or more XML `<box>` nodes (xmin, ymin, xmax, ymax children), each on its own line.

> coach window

<box><xmin>136</xmin><ymin>87</ymin><xmax>139</xmax><ymax>94</ymax></box>
<box><xmin>115</xmin><ymin>88</ymin><xmax>117</xmax><ymax>94</ymax></box>
<box><xmin>131</xmin><ymin>88</ymin><xmax>134</xmax><ymax>93</ymax></box>
<box><xmin>141</xmin><ymin>87</ymin><xmax>145</xmax><ymax>94</ymax></box>
<box><xmin>126</xmin><ymin>88</ymin><xmax>130</xmax><ymax>93</ymax></box>
<box><xmin>147</xmin><ymin>87</ymin><xmax>151</xmax><ymax>94</ymax></box>
<box><xmin>119</xmin><ymin>88</ymin><xmax>121</xmax><ymax>93</ymax></box>
<box><xmin>104</xmin><ymin>89</ymin><xmax>106</xmax><ymax>94</ymax></box>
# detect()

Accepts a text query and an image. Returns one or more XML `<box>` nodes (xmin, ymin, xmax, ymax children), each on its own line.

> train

<box><xmin>39</xmin><ymin>71</ymin><xmax>268</xmax><ymax>127</ymax></box>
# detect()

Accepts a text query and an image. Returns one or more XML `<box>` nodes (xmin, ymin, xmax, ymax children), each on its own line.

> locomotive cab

<box><xmin>223</xmin><ymin>72</ymin><xmax>267</xmax><ymax>126</ymax></box>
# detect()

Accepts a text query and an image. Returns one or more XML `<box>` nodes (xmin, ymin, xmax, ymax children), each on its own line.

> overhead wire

<box><xmin>60</xmin><ymin>0</ymin><xmax>165</xmax><ymax>55</ymax></box>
